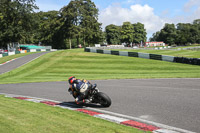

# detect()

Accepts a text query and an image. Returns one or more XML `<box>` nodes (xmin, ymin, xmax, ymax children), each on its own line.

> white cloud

<box><xmin>184</xmin><ymin>0</ymin><xmax>200</xmax><ymax>12</ymax></box>
<box><xmin>99</xmin><ymin>4</ymin><xmax>166</xmax><ymax>39</ymax></box>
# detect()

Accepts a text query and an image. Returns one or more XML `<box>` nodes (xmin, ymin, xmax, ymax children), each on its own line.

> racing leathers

<box><xmin>68</xmin><ymin>79</ymin><xmax>92</xmax><ymax>104</ymax></box>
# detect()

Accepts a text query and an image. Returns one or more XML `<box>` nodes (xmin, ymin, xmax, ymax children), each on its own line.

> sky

<box><xmin>35</xmin><ymin>0</ymin><xmax>200</xmax><ymax>40</ymax></box>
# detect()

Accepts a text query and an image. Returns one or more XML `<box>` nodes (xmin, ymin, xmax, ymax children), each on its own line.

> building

<box><xmin>145</xmin><ymin>42</ymin><xmax>165</xmax><ymax>47</ymax></box>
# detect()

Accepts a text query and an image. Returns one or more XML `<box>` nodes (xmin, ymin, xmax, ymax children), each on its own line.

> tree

<box><xmin>176</xmin><ymin>23</ymin><xmax>192</xmax><ymax>45</ymax></box>
<box><xmin>151</xmin><ymin>23</ymin><xmax>177</xmax><ymax>45</ymax></box>
<box><xmin>150</xmin><ymin>31</ymin><xmax>161</xmax><ymax>41</ymax></box>
<box><xmin>192</xmin><ymin>19</ymin><xmax>200</xmax><ymax>43</ymax></box>
<box><xmin>120</xmin><ymin>22</ymin><xmax>134</xmax><ymax>45</ymax></box>
<box><xmin>0</xmin><ymin>0</ymin><xmax>38</xmax><ymax>48</ymax></box>
<box><xmin>60</xmin><ymin>1</ymin><xmax>78</xmax><ymax>49</ymax></box>
<box><xmin>80</xmin><ymin>0</ymin><xmax>102</xmax><ymax>46</ymax></box>
<box><xmin>105</xmin><ymin>24</ymin><xmax>121</xmax><ymax>44</ymax></box>
<box><xmin>33</xmin><ymin>11</ymin><xmax>65</xmax><ymax>48</ymax></box>
<box><xmin>161</xmin><ymin>23</ymin><xmax>177</xmax><ymax>45</ymax></box>
<box><xmin>60</xmin><ymin>0</ymin><xmax>102</xmax><ymax>48</ymax></box>
<box><xmin>151</xmin><ymin>19</ymin><xmax>200</xmax><ymax>45</ymax></box>
<box><xmin>193</xmin><ymin>19</ymin><xmax>200</xmax><ymax>25</ymax></box>
<box><xmin>133</xmin><ymin>22</ymin><xmax>147</xmax><ymax>44</ymax></box>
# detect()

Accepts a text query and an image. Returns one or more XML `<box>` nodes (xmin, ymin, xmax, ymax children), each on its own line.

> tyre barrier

<box><xmin>84</xmin><ymin>48</ymin><xmax>200</xmax><ymax>66</ymax></box>
<box><xmin>173</xmin><ymin>57</ymin><xmax>200</xmax><ymax>65</ymax></box>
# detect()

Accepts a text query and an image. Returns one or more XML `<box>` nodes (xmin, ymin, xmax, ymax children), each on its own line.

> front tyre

<box><xmin>97</xmin><ymin>92</ymin><xmax>111</xmax><ymax>107</ymax></box>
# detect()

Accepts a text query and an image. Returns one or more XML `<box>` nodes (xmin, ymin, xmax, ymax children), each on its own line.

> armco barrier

<box><xmin>84</xmin><ymin>47</ymin><xmax>200</xmax><ymax>66</ymax></box>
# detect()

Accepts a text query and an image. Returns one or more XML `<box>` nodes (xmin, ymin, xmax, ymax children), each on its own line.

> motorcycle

<box><xmin>70</xmin><ymin>83</ymin><xmax>112</xmax><ymax>107</ymax></box>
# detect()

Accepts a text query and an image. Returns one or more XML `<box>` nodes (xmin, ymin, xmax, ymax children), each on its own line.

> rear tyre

<box><xmin>97</xmin><ymin>92</ymin><xmax>111</xmax><ymax>107</ymax></box>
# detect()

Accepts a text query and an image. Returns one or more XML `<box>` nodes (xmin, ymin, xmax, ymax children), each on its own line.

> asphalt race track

<box><xmin>0</xmin><ymin>52</ymin><xmax>49</xmax><ymax>74</ymax></box>
<box><xmin>0</xmin><ymin>52</ymin><xmax>200</xmax><ymax>132</ymax></box>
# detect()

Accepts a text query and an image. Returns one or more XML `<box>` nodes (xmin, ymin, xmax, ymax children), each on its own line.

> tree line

<box><xmin>0</xmin><ymin>0</ymin><xmax>147</xmax><ymax>49</ymax></box>
<box><xmin>150</xmin><ymin>19</ymin><xmax>200</xmax><ymax>45</ymax></box>
<box><xmin>105</xmin><ymin>22</ymin><xmax>147</xmax><ymax>46</ymax></box>
<box><xmin>0</xmin><ymin>0</ymin><xmax>200</xmax><ymax>49</ymax></box>
<box><xmin>0</xmin><ymin>0</ymin><xmax>38</xmax><ymax>48</ymax></box>
<box><xmin>0</xmin><ymin>0</ymin><xmax>103</xmax><ymax>49</ymax></box>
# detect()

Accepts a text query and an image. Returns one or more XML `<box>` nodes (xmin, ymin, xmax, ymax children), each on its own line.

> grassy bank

<box><xmin>0</xmin><ymin>95</ymin><xmax>144</xmax><ymax>133</ymax></box>
<box><xmin>0</xmin><ymin>49</ymin><xmax>200</xmax><ymax>84</ymax></box>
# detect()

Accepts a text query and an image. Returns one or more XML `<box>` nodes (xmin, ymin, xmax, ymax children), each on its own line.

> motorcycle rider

<box><xmin>68</xmin><ymin>76</ymin><xmax>92</xmax><ymax>104</ymax></box>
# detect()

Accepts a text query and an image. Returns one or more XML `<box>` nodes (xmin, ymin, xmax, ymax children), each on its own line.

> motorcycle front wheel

<box><xmin>96</xmin><ymin>92</ymin><xmax>111</xmax><ymax>107</ymax></box>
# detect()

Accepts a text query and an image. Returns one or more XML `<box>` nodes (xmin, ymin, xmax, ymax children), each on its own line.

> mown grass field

<box><xmin>0</xmin><ymin>49</ymin><xmax>200</xmax><ymax>84</ymax></box>
<box><xmin>0</xmin><ymin>95</ymin><xmax>144</xmax><ymax>133</ymax></box>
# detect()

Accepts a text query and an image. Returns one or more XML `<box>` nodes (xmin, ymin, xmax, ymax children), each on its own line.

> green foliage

<box><xmin>0</xmin><ymin>0</ymin><xmax>38</xmax><ymax>48</ymax></box>
<box><xmin>0</xmin><ymin>0</ymin><xmax>103</xmax><ymax>49</ymax></box>
<box><xmin>121</xmin><ymin>22</ymin><xmax>134</xmax><ymax>45</ymax></box>
<box><xmin>105</xmin><ymin>24</ymin><xmax>121</xmax><ymax>44</ymax></box>
<box><xmin>105</xmin><ymin>22</ymin><xmax>147</xmax><ymax>45</ymax></box>
<box><xmin>33</xmin><ymin>11</ymin><xmax>66</xmax><ymax>49</ymax></box>
<box><xmin>133</xmin><ymin>22</ymin><xmax>147</xmax><ymax>44</ymax></box>
<box><xmin>150</xmin><ymin>19</ymin><xmax>200</xmax><ymax>45</ymax></box>
<box><xmin>60</xmin><ymin>0</ymin><xmax>102</xmax><ymax>48</ymax></box>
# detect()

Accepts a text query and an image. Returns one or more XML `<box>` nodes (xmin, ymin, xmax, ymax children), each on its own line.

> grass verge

<box><xmin>0</xmin><ymin>49</ymin><xmax>200</xmax><ymax>84</ymax></box>
<box><xmin>0</xmin><ymin>95</ymin><xmax>145</xmax><ymax>133</ymax></box>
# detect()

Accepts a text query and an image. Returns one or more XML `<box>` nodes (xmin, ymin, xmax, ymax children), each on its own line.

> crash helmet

<box><xmin>68</xmin><ymin>76</ymin><xmax>76</xmax><ymax>84</ymax></box>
